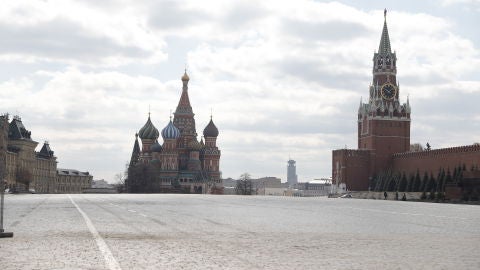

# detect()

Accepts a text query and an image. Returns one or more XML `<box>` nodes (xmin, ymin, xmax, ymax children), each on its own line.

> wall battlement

<box><xmin>333</xmin><ymin>149</ymin><xmax>371</xmax><ymax>158</ymax></box>
<box><xmin>393</xmin><ymin>144</ymin><xmax>480</xmax><ymax>159</ymax></box>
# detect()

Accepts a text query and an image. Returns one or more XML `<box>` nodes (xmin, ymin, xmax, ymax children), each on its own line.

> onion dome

<box><xmin>161</xmin><ymin>119</ymin><xmax>180</xmax><ymax>139</ymax></box>
<box><xmin>203</xmin><ymin>118</ymin><xmax>219</xmax><ymax>137</ymax></box>
<box><xmin>188</xmin><ymin>139</ymin><xmax>203</xmax><ymax>151</ymax></box>
<box><xmin>181</xmin><ymin>70</ymin><xmax>190</xmax><ymax>82</ymax></box>
<box><xmin>138</xmin><ymin>116</ymin><xmax>159</xmax><ymax>140</ymax></box>
<box><xmin>151</xmin><ymin>141</ymin><xmax>162</xmax><ymax>152</ymax></box>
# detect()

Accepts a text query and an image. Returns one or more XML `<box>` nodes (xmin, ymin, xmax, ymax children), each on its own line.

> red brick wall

<box><xmin>393</xmin><ymin>145</ymin><xmax>480</xmax><ymax>177</ymax></box>
<box><xmin>358</xmin><ymin>118</ymin><xmax>410</xmax><ymax>179</ymax></box>
<box><xmin>332</xmin><ymin>149</ymin><xmax>371</xmax><ymax>191</ymax></box>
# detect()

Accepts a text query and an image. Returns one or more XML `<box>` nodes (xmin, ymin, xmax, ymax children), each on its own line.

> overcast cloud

<box><xmin>0</xmin><ymin>0</ymin><xmax>479</xmax><ymax>182</ymax></box>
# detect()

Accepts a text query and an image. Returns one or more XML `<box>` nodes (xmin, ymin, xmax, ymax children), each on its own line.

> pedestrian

<box><xmin>384</xmin><ymin>191</ymin><xmax>388</xmax><ymax>200</ymax></box>
<box><xmin>402</xmin><ymin>193</ymin><xmax>407</xmax><ymax>201</ymax></box>
<box><xmin>395</xmin><ymin>191</ymin><xmax>399</xmax><ymax>200</ymax></box>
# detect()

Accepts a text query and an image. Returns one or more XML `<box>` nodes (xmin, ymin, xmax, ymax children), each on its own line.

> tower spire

<box><xmin>174</xmin><ymin>70</ymin><xmax>196</xmax><ymax>137</ymax></box>
<box><xmin>378</xmin><ymin>9</ymin><xmax>391</xmax><ymax>54</ymax></box>
<box><xmin>129</xmin><ymin>133</ymin><xmax>141</xmax><ymax>166</ymax></box>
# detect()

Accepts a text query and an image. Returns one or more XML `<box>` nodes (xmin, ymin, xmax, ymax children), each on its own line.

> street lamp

<box><xmin>1</xmin><ymin>180</ymin><xmax>14</xmax><ymax>238</ymax></box>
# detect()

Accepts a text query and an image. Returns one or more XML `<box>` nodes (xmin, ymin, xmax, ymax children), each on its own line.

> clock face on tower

<box><xmin>381</xmin><ymin>83</ymin><xmax>397</xmax><ymax>100</ymax></box>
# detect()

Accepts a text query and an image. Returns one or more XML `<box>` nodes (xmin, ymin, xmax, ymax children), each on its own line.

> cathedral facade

<box><xmin>332</xmin><ymin>11</ymin><xmax>480</xmax><ymax>199</ymax></box>
<box><xmin>126</xmin><ymin>71</ymin><xmax>222</xmax><ymax>194</ymax></box>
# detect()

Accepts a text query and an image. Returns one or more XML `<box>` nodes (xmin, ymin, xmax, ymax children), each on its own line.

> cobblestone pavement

<box><xmin>1</xmin><ymin>194</ymin><xmax>479</xmax><ymax>269</ymax></box>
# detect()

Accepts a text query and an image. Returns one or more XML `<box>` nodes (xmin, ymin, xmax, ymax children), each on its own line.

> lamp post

<box><xmin>1</xmin><ymin>179</ymin><xmax>14</xmax><ymax>238</ymax></box>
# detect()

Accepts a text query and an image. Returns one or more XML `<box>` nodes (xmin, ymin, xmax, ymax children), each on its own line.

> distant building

<box><xmin>127</xmin><ymin>71</ymin><xmax>222</xmax><ymax>194</ymax></box>
<box><xmin>0</xmin><ymin>114</ymin><xmax>93</xmax><ymax>193</ymax></box>
<box><xmin>91</xmin><ymin>179</ymin><xmax>113</xmax><ymax>189</ymax></box>
<box><xmin>56</xmin><ymin>169</ymin><xmax>93</xmax><ymax>193</ymax></box>
<box><xmin>294</xmin><ymin>179</ymin><xmax>332</xmax><ymax>197</ymax></box>
<box><xmin>251</xmin><ymin>177</ymin><xmax>283</xmax><ymax>195</ymax></box>
<box><xmin>287</xmin><ymin>159</ymin><xmax>298</xmax><ymax>187</ymax></box>
<box><xmin>222</xmin><ymin>178</ymin><xmax>236</xmax><ymax>195</ymax></box>
<box><xmin>83</xmin><ymin>179</ymin><xmax>117</xmax><ymax>193</ymax></box>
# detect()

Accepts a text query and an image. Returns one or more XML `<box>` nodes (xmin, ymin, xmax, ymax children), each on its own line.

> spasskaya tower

<box><xmin>357</xmin><ymin>9</ymin><xmax>411</xmax><ymax>173</ymax></box>
<box><xmin>332</xmin><ymin>10</ymin><xmax>411</xmax><ymax>191</ymax></box>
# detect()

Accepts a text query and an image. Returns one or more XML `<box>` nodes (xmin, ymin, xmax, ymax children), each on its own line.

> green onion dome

<box><xmin>138</xmin><ymin>116</ymin><xmax>159</xmax><ymax>140</ymax></box>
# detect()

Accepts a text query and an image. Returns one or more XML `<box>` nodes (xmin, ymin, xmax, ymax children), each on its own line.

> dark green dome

<box><xmin>138</xmin><ymin>116</ymin><xmax>159</xmax><ymax>140</ymax></box>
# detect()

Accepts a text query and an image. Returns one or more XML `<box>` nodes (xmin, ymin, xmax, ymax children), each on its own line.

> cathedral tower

<box><xmin>202</xmin><ymin>116</ymin><xmax>221</xmax><ymax>181</ymax></box>
<box><xmin>173</xmin><ymin>70</ymin><xmax>197</xmax><ymax>170</ymax></box>
<box><xmin>138</xmin><ymin>114</ymin><xmax>159</xmax><ymax>163</ymax></box>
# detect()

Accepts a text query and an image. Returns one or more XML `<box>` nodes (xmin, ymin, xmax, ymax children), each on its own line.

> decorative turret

<box><xmin>159</xmin><ymin>119</ymin><xmax>180</xmax><ymax>170</ymax></box>
<box><xmin>138</xmin><ymin>114</ymin><xmax>159</xmax><ymax>156</ymax></box>
<box><xmin>161</xmin><ymin>119</ymin><xmax>180</xmax><ymax>140</ymax></box>
<box><xmin>187</xmin><ymin>138</ymin><xmax>202</xmax><ymax>171</ymax></box>
<box><xmin>138</xmin><ymin>115</ymin><xmax>159</xmax><ymax>140</ymax></box>
<box><xmin>201</xmin><ymin>115</ymin><xmax>221</xmax><ymax>176</ymax></box>
<box><xmin>181</xmin><ymin>70</ymin><xmax>189</xmax><ymax>85</ymax></box>
<box><xmin>203</xmin><ymin>118</ymin><xmax>219</xmax><ymax>138</ymax></box>
<box><xmin>378</xmin><ymin>9</ymin><xmax>391</xmax><ymax>54</ymax></box>
<box><xmin>173</xmin><ymin>70</ymin><xmax>197</xmax><ymax>141</ymax></box>
<box><xmin>9</xmin><ymin>115</ymin><xmax>32</xmax><ymax>140</ymax></box>
<box><xmin>203</xmin><ymin>116</ymin><xmax>219</xmax><ymax>148</ymax></box>
<box><xmin>37</xmin><ymin>141</ymin><xmax>55</xmax><ymax>159</ymax></box>
<box><xmin>129</xmin><ymin>133</ymin><xmax>140</xmax><ymax>166</ymax></box>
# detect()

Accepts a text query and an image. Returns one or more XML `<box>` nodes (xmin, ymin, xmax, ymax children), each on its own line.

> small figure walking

<box><xmin>384</xmin><ymin>191</ymin><xmax>388</xmax><ymax>200</ymax></box>
<box><xmin>395</xmin><ymin>191</ymin><xmax>399</xmax><ymax>200</ymax></box>
<box><xmin>402</xmin><ymin>193</ymin><xmax>407</xmax><ymax>201</ymax></box>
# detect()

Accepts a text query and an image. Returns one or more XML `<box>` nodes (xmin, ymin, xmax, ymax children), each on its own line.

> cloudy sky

<box><xmin>1</xmin><ymin>0</ymin><xmax>479</xmax><ymax>183</ymax></box>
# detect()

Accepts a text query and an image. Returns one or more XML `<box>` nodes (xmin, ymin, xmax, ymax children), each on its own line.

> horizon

<box><xmin>1</xmin><ymin>0</ymin><xmax>479</xmax><ymax>183</ymax></box>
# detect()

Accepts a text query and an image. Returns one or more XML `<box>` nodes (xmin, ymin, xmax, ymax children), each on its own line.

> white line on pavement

<box><xmin>139</xmin><ymin>213</ymin><xmax>148</xmax><ymax>217</ymax></box>
<box><xmin>68</xmin><ymin>195</ymin><xmax>122</xmax><ymax>270</ymax></box>
<box><xmin>128</xmin><ymin>209</ymin><xmax>136</xmax><ymax>213</ymax></box>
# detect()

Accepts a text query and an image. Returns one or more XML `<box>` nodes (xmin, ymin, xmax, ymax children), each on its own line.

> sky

<box><xmin>0</xmin><ymin>0</ymin><xmax>479</xmax><ymax>183</ymax></box>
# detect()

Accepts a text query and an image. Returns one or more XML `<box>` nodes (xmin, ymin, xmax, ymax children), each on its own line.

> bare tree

<box><xmin>236</xmin><ymin>173</ymin><xmax>253</xmax><ymax>195</ymax></box>
<box><xmin>113</xmin><ymin>173</ymin><xmax>125</xmax><ymax>193</ymax></box>
<box><xmin>16</xmin><ymin>167</ymin><xmax>32</xmax><ymax>191</ymax></box>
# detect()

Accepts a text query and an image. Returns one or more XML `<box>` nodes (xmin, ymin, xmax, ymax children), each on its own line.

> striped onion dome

<box><xmin>161</xmin><ymin>120</ymin><xmax>180</xmax><ymax>139</ymax></box>
<box><xmin>138</xmin><ymin>116</ymin><xmax>159</xmax><ymax>140</ymax></box>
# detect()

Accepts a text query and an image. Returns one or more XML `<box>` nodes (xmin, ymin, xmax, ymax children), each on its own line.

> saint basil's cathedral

<box><xmin>126</xmin><ymin>71</ymin><xmax>222</xmax><ymax>194</ymax></box>
<box><xmin>332</xmin><ymin>11</ymin><xmax>480</xmax><ymax>199</ymax></box>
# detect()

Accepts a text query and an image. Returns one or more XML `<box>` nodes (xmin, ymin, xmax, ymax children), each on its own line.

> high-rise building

<box><xmin>287</xmin><ymin>159</ymin><xmax>298</xmax><ymax>187</ymax></box>
<box><xmin>127</xmin><ymin>71</ymin><xmax>222</xmax><ymax>194</ymax></box>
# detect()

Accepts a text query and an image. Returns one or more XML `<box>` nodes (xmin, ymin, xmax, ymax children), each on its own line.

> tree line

<box><xmin>369</xmin><ymin>164</ymin><xmax>473</xmax><ymax>200</ymax></box>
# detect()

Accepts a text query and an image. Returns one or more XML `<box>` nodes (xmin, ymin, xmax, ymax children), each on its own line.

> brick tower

<box><xmin>173</xmin><ymin>71</ymin><xmax>197</xmax><ymax>170</ymax></box>
<box><xmin>357</xmin><ymin>9</ymin><xmax>411</xmax><ymax>173</ymax></box>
